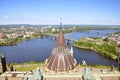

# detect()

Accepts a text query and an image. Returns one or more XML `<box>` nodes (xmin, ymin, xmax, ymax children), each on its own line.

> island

<box><xmin>74</xmin><ymin>32</ymin><xmax>120</xmax><ymax>59</ymax></box>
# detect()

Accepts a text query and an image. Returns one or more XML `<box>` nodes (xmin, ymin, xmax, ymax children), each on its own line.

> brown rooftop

<box><xmin>46</xmin><ymin>21</ymin><xmax>77</xmax><ymax>71</ymax></box>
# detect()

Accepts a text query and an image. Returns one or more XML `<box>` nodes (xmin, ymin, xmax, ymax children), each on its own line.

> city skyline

<box><xmin>0</xmin><ymin>0</ymin><xmax>120</xmax><ymax>25</ymax></box>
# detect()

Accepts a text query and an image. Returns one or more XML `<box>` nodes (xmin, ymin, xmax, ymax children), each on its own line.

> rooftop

<box><xmin>0</xmin><ymin>67</ymin><xmax>120</xmax><ymax>80</ymax></box>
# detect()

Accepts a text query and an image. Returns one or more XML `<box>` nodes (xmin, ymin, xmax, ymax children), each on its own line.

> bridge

<box><xmin>44</xmin><ymin>34</ymin><xmax>77</xmax><ymax>43</ymax></box>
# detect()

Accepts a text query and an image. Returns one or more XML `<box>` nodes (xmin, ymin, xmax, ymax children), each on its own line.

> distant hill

<box><xmin>0</xmin><ymin>24</ymin><xmax>120</xmax><ymax>29</ymax></box>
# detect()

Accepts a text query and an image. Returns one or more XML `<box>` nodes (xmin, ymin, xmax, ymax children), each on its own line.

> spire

<box><xmin>60</xmin><ymin>18</ymin><xmax>62</xmax><ymax>30</ymax></box>
<box><xmin>56</xmin><ymin>19</ymin><xmax>67</xmax><ymax>47</ymax></box>
<box><xmin>46</xmin><ymin>20</ymin><xmax>77</xmax><ymax>72</ymax></box>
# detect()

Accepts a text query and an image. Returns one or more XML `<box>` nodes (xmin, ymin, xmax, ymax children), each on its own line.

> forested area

<box><xmin>74</xmin><ymin>38</ymin><xmax>120</xmax><ymax>59</ymax></box>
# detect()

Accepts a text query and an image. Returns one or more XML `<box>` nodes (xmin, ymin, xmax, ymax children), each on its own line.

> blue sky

<box><xmin>0</xmin><ymin>0</ymin><xmax>120</xmax><ymax>25</ymax></box>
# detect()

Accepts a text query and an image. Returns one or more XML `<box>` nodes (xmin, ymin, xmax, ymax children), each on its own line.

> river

<box><xmin>0</xmin><ymin>29</ymin><xmax>119</xmax><ymax>66</ymax></box>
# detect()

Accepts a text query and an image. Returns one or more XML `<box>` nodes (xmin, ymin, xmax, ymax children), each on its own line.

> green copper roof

<box><xmin>28</xmin><ymin>68</ymin><xmax>43</xmax><ymax>80</ymax></box>
<box><xmin>83</xmin><ymin>68</ymin><xmax>96</xmax><ymax>80</ymax></box>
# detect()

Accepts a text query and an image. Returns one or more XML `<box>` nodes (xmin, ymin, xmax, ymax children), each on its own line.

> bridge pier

<box><xmin>44</xmin><ymin>35</ymin><xmax>49</xmax><ymax>38</ymax></box>
<box><xmin>67</xmin><ymin>40</ymin><xmax>70</xmax><ymax>44</ymax></box>
<box><xmin>49</xmin><ymin>36</ymin><xmax>57</xmax><ymax>40</ymax></box>
<box><xmin>50</xmin><ymin>36</ymin><xmax>52</xmax><ymax>39</ymax></box>
<box><xmin>54</xmin><ymin>37</ymin><xmax>57</xmax><ymax>40</ymax></box>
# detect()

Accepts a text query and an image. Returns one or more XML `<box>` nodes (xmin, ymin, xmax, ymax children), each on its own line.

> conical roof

<box><xmin>46</xmin><ymin>20</ymin><xmax>77</xmax><ymax>71</ymax></box>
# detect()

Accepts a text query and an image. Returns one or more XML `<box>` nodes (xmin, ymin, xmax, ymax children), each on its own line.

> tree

<box><xmin>103</xmin><ymin>38</ymin><xmax>109</xmax><ymax>42</ymax></box>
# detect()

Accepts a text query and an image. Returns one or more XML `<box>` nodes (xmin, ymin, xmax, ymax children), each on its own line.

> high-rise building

<box><xmin>46</xmin><ymin>20</ymin><xmax>77</xmax><ymax>71</ymax></box>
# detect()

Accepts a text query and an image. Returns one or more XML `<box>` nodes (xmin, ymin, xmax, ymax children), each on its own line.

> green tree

<box><xmin>103</xmin><ymin>38</ymin><xmax>109</xmax><ymax>42</ymax></box>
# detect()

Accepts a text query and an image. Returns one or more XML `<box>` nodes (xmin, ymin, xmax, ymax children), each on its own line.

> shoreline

<box><xmin>73</xmin><ymin>43</ymin><xmax>117</xmax><ymax>60</ymax></box>
<box><xmin>0</xmin><ymin>36</ymin><xmax>44</xmax><ymax>47</ymax></box>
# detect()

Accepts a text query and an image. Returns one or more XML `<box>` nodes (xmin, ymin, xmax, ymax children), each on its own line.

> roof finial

<box><xmin>60</xmin><ymin>18</ymin><xmax>62</xmax><ymax>30</ymax></box>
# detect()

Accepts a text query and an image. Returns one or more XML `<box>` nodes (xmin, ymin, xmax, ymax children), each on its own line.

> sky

<box><xmin>0</xmin><ymin>0</ymin><xmax>120</xmax><ymax>25</ymax></box>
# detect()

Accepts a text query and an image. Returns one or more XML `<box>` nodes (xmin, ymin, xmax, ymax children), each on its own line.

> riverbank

<box><xmin>73</xmin><ymin>37</ymin><xmax>120</xmax><ymax>59</ymax></box>
<box><xmin>0</xmin><ymin>30</ymin><xmax>71</xmax><ymax>46</ymax></box>
<box><xmin>0</xmin><ymin>32</ymin><xmax>44</xmax><ymax>46</ymax></box>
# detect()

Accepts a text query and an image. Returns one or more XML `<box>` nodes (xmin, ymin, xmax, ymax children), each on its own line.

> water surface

<box><xmin>0</xmin><ymin>30</ymin><xmax>119</xmax><ymax>66</ymax></box>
